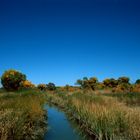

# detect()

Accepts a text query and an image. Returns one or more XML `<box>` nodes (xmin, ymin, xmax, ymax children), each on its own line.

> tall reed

<box><xmin>0</xmin><ymin>91</ymin><xmax>47</xmax><ymax>140</ymax></box>
<box><xmin>67</xmin><ymin>93</ymin><xmax>140</xmax><ymax>140</ymax></box>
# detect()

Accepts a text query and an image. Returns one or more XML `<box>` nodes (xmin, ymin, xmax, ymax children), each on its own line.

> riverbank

<box><xmin>0</xmin><ymin>89</ymin><xmax>47</xmax><ymax>140</ymax></box>
<box><xmin>1</xmin><ymin>89</ymin><xmax>140</xmax><ymax>140</ymax></box>
<box><xmin>46</xmin><ymin>92</ymin><xmax>140</xmax><ymax>140</ymax></box>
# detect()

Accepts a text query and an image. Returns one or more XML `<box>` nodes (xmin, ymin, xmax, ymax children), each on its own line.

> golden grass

<box><xmin>0</xmin><ymin>91</ymin><xmax>47</xmax><ymax>140</ymax></box>
<box><xmin>46</xmin><ymin>92</ymin><xmax>140</xmax><ymax>140</ymax></box>
<box><xmin>68</xmin><ymin>94</ymin><xmax>140</xmax><ymax>140</ymax></box>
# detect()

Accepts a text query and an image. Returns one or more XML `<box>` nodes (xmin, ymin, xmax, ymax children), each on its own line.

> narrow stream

<box><xmin>44</xmin><ymin>105</ymin><xmax>85</xmax><ymax>140</ymax></box>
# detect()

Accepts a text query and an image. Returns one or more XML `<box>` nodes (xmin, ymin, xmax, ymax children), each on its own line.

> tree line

<box><xmin>1</xmin><ymin>69</ymin><xmax>140</xmax><ymax>93</ymax></box>
<box><xmin>76</xmin><ymin>76</ymin><xmax>140</xmax><ymax>93</ymax></box>
<box><xmin>0</xmin><ymin>69</ymin><xmax>56</xmax><ymax>91</ymax></box>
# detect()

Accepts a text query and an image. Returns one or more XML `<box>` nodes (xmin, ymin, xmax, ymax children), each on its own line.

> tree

<box><xmin>135</xmin><ymin>79</ymin><xmax>140</xmax><ymax>84</ymax></box>
<box><xmin>75</xmin><ymin>77</ymin><xmax>88</xmax><ymax>89</ymax></box>
<box><xmin>89</xmin><ymin>77</ymin><xmax>98</xmax><ymax>83</ymax></box>
<box><xmin>83</xmin><ymin>77</ymin><xmax>88</xmax><ymax>81</ymax></box>
<box><xmin>109</xmin><ymin>78</ymin><xmax>118</xmax><ymax>88</ymax></box>
<box><xmin>75</xmin><ymin>79</ymin><xmax>83</xmax><ymax>87</ymax></box>
<box><xmin>118</xmin><ymin>77</ymin><xmax>130</xmax><ymax>84</ymax></box>
<box><xmin>76</xmin><ymin>77</ymin><xmax>98</xmax><ymax>90</ymax></box>
<box><xmin>88</xmin><ymin>77</ymin><xmax>98</xmax><ymax>90</ymax></box>
<box><xmin>103</xmin><ymin>79</ymin><xmax>111</xmax><ymax>87</ymax></box>
<box><xmin>115</xmin><ymin>77</ymin><xmax>131</xmax><ymax>92</ymax></box>
<box><xmin>37</xmin><ymin>84</ymin><xmax>47</xmax><ymax>91</ymax></box>
<box><xmin>1</xmin><ymin>69</ymin><xmax>26</xmax><ymax>91</ymax></box>
<box><xmin>96</xmin><ymin>82</ymin><xmax>105</xmax><ymax>90</ymax></box>
<box><xmin>20</xmin><ymin>80</ymin><xmax>35</xmax><ymax>89</ymax></box>
<box><xmin>103</xmin><ymin>78</ymin><xmax>118</xmax><ymax>88</ymax></box>
<box><xmin>46</xmin><ymin>82</ymin><xmax>56</xmax><ymax>91</ymax></box>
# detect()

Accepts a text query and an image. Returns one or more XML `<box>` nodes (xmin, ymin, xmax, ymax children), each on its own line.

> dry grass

<box><xmin>104</xmin><ymin>92</ymin><xmax>140</xmax><ymax>106</ymax></box>
<box><xmin>46</xmin><ymin>91</ymin><xmax>140</xmax><ymax>140</ymax></box>
<box><xmin>0</xmin><ymin>90</ymin><xmax>47</xmax><ymax>140</ymax></box>
<box><xmin>68</xmin><ymin>93</ymin><xmax>140</xmax><ymax>140</ymax></box>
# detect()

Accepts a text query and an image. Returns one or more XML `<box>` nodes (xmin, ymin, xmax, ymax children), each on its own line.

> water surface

<box><xmin>44</xmin><ymin>105</ymin><xmax>85</xmax><ymax>140</ymax></box>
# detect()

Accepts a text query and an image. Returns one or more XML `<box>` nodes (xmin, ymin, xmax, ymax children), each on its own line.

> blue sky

<box><xmin>0</xmin><ymin>0</ymin><xmax>140</xmax><ymax>85</ymax></box>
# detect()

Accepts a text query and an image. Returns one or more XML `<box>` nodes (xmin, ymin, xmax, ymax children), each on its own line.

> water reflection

<box><xmin>44</xmin><ymin>105</ymin><xmax>85</xmax><ymax>140</ymax></box>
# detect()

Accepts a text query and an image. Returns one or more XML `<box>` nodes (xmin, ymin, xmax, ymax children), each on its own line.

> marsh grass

<box><xmin>68</xmin><ymin>93</ymin><xmax>140</xmax><ymax>140</ymax></box>
<box><xmin>45</xmin><ymin>92</ymin><xmax>140</xmax><ymax>140</ymax></box>
<box><xmin>104</xmin><ymin>92</ymin><xmax>140</xmax><ymax>106</ymax></box>
<box><xmin>0</xmin><ymin>90</ymin><xmax>47</xmax><ymax>140</ymax></box>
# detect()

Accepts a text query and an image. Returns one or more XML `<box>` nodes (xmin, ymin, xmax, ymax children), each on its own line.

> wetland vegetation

<box><xmin>0</xmin><ymin>69</ymin><xmax>140</xmax><ymax>140</ymax></box>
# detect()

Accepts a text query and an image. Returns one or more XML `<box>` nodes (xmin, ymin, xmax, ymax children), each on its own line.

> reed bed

<box><xmin>0</xmin><ymin>91</ymin><xmax>47</xmax><ymax>140</ymax></box>
<box><xmin>45</xmin><ymin>92</ymin><xmax>140</xmax><ymax>140</ymax></box>
<box><xmin>67</xmin><ymin>93</ymin><xmax>140</xmax><ymax>140</ymax></box>
<box><xmin>104</xmin><ymin>92</ymin><xmax>140</xmax><ymax>106</ymax></box>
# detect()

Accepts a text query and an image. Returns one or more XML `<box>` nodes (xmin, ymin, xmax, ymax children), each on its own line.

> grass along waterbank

<box><xmin>0</xmin><ymin>90</ymin><xmax>47</xmax><ymax>140</ymax></box>
<box><xmin>45</xmin><ymin>92</ymin><xmax>140</xmax><ymax>140</ymax></box>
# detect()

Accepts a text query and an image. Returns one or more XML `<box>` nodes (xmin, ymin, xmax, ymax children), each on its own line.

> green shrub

<box><xmin>20</xmin><ymin>80</ymin><xmax>35</xmax><ymax>89</ymax></box>
<box><xmin>135</xmin><ymin>79</ymin><xmax>140</xmax><ymax>84</ymax></box>
<box><xmin>1</xmin><ymin>69</ymin><xmax>26</xmax><ymax>91</ymax></box>
<box><xmin>37</xmin><ymin>84</ymin><xmax>47</xmax><ymax>91</ymax></box>
<box><xmin>118</xmin><ymin>77</ymin><xmax>130</xmax><ymax>84</ymax></box>
<box><xmin>46</xmin><ymin>83</ymin><xmax>56</xmax><ymax>91</ymax></box>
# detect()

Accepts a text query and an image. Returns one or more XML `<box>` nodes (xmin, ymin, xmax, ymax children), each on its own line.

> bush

<box><xmin>118</xmin><ymin>77</ymin><xmax>130</xmax><ymax>84</ymax></box>
<box><xmin>76</xmin><ymin>77</ymin><xmax>98</xmax><ymax>90</ymax></box>
<box><xmin>1</xmin><ymin>69</ymin><xmax>26</xmax><ymax>91</ymax></box>
<box><xmin>135</xmin><ymin>79</ymin><xmax>140</xmax><ymax>84</ymax></box>
<box><xmin>103</xmin><ymin>78</ymin><xmax>118</xmax><ymax>88</ymax></box>
<box><xmin>46</xmin><ymin>83</ymin><xmax>56</xmax><ymax>91</ymax></box>
<box><xmin>114</xmin><ymin>83</ymin><xmax>132</xmax><ymax>93</ymax></box>
<box><xmin>133</xmin><ymin>84</ymin><xmax>140</xmax><ymax>93</ymax></box>
<box><xmin>20</xmin><ymin>80</ymin><xmax>35</xmax><ymax>89</ymax></box>
<box><xmin>37</xmin><ymin>84</ymin><xmax>47</xmax><ymax>91</ymax></box>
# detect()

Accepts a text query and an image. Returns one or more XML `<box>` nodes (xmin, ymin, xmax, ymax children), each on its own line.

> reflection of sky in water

<box><xmin>44</xmin><ymin>105</ymin><xmax>83</xmax><ymax>140</ymax></box>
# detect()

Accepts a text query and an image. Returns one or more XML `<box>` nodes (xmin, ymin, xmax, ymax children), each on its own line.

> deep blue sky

<box><xmin>0</xmin><ymin>0</ymin><xmax>140</xmax><ymax>85</ymax></box>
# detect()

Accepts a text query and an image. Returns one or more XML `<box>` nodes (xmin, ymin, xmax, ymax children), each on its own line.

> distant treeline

<box><xmin>76</xmin><ymin>76</ymin><xmax>140</xmax><ymax>93</ymax></box>
<box><xmin>1</xmin><ymin>69</ymin><xmax>140</xmax><ymax>93</ymax></box>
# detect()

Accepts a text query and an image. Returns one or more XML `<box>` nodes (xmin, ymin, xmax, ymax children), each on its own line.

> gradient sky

<box><xmin>0</xmin><ymin>0</ymin><xmax>140</xmax><ymax>85</ymax></box>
